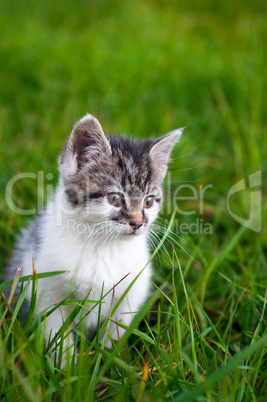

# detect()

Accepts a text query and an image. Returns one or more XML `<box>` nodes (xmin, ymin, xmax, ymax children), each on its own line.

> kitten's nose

<box><xmin>129</xmin><ymin>221</ymin><xmax>143</xmax><ymax>231</ymax></box>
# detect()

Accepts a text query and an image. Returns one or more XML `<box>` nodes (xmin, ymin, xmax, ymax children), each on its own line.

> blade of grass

<box><xmin>174</xmin><ymin>333</ymin><xmax>267</xmax><ymax>401</ymax></box>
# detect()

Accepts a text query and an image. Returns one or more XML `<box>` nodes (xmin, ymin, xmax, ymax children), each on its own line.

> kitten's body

<box><xmin>6</xmin><ymin>114</ymin><xmax>182</xmax><ymax>353</ymax></box>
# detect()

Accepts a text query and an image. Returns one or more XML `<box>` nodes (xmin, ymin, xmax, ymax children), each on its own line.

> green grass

<box><xmin>0</xmin><ymin>0</ymin><xmax>267</xmax><ymax>400</ymax></box>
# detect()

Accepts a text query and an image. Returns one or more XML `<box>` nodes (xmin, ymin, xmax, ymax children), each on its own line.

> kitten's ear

<box><xmin>150</xmin><ymin>128</ymin><xmax>184</xmax><ymax>179</ymax></box>
<box><xmin>60</xmin><ymin>114</ymin><xmax>111</xmax><ymax>174</ymax></box>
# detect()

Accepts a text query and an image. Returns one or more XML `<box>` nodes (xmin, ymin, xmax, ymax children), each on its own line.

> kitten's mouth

<box><xmin>123</xmin><ymin>231</ymin><xmax>135</xmax><ymax>237</ymax></box>
<box><xmin>124</xmin><ymin>229</ymin><xmax>140</xmax><ymax>237</ymax></box>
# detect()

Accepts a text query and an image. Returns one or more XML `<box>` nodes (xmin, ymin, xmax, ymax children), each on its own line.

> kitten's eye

<box><xmin>144</xmin><ymin>196</ymin><xmax>154</xmax><ymax>208</ymax></box>
<box><xmin>107</xmin><ymin>193</ymin><xmax>123</xmax><ymax>207</ymax></box>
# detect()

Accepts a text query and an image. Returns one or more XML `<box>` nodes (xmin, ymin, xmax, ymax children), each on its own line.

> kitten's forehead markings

<box><xmin>125</xmin><ymin>158</ymin><xmax>139</xmax><ymax>177</ymax></box>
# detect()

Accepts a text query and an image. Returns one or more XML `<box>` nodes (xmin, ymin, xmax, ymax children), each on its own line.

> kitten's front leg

<box><xmin>99</xmin><ymin>313</ymin><xmax>132</xmax><ymax>349</ymax></box>
<box><xmin>99</xmin><ymin>294</ymin><xmax>144</xmax><ymax>348</ymax></box>
<box><xmin>98</xmin><ymin>269</ymin><xmax>151</xmax><ymax>348</ymax></box>
<box><xmin>43</xmin><ymin>305</ymin><xmax>76</xmax><ymax>365</ymax></box>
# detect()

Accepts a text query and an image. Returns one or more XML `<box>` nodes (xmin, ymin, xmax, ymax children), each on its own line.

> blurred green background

<box><xmin>0</xmin><ymin>0</ymin><xmax>266</xmax><ymax>300</ymax></box>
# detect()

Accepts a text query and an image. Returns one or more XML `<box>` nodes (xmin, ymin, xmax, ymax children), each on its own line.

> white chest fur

<box><xmin>21</xmin><ymin>195</ymin><xmax>152</xmax><ymax>345</ymax></box>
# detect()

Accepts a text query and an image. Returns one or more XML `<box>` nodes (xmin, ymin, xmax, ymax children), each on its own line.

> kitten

<box><xmin>6</xmin><ymin>114</ymin><xmax>182</xmax><ymax>354</ymax></box>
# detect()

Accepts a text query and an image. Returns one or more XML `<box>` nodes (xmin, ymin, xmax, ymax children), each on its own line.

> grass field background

<box><xmin>0</xmin><ymin>0</ymin><xmax>266</xmax><ymax>400</ymax></box>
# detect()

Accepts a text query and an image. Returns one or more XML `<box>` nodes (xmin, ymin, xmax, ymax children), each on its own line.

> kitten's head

<box><xmin>59</xmin><ymin>114</ymin><xmax>182</xmax><ymax>239</ymax></box>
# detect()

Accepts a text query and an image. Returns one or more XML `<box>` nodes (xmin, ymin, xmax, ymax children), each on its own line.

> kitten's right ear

<box><xmin>150</xmin><ymin>128</ymin><xmax>183</xmax><ymax>180</ymax></box>
<box><xmin>59</xmin><ymin>114</ymin><xmax>111</xmax><ymax>174</ymax></box>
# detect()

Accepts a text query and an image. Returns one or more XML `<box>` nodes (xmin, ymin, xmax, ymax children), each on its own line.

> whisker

<box><xmin>148</xmin><ymin>224</ymin><xmax>196</xmax><ymax>262</ymax></box>
<box><xmin>151</xmin><ymin>226</ymin><xmax>193</xmax><ymax>250</ymax></box>
<box><xmin>148</xmin><ymin>230</ymin><xmax>173</xmax><ymax>266</ymax></box>
<box><xmin>166</xmin><ymin>164</ymin><xmax>204</xmax><ymax>175</ymax></box>
<box><xmin>151</xmin><ymin>222</ymin><xmax>201</xmax><ymax>250</ymax></box>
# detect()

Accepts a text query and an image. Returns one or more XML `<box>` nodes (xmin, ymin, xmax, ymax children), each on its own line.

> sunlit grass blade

<box><xmin>174</xmin><ymin>333</ymin><xmax>267</xmax><ymax>401</ymax></box>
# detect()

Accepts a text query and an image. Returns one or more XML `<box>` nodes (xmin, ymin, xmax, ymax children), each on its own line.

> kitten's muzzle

<box><xmin>129</xmin><ymin>221</ymin><xmax>143</xmax><ymax>231</ymax></box>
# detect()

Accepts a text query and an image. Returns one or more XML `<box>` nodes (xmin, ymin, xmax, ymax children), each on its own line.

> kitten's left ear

<box><xmin>150</xmin><ymin>128</ymin><xmax>184</xmax><ymax>179</ymax></box>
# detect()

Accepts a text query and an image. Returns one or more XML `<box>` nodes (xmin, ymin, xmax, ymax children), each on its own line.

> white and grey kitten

<box><xmin>6</xmin><ymin>114</ymin><xmax>182</xmax><ymax>352</ymax></box>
